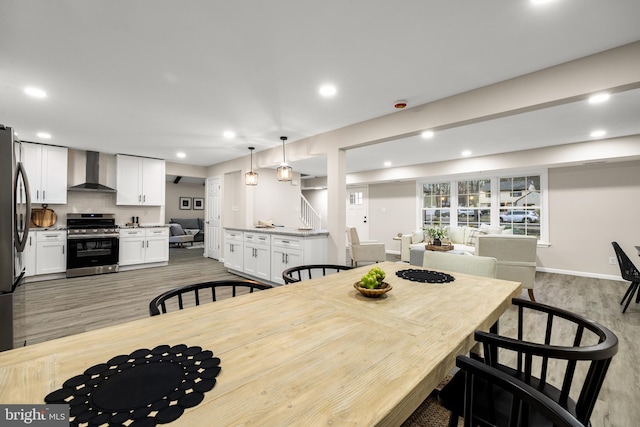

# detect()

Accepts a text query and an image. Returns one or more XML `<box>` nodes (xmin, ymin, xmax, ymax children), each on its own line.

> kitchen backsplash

<box><xmin>33</xmin><ymin>192</ymin><xmax>164</xmax><ymax>228</ymax></box>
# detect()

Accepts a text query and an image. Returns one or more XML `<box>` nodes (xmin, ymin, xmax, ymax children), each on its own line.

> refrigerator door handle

<box><xmin>13</xmin><ymin>161</ymin><xmax>31</xmax><ymax>253</ymax></box>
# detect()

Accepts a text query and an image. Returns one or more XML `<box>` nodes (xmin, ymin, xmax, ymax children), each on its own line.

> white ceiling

<box><xmin>2</xmin><ymin>1</ymin><xmax>640</xmax><ymax>178</ymax></box>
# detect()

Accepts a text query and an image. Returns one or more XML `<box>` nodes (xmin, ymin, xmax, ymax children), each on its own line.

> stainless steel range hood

<box><xmin>68</xmin><ymin>151</ymin><xmax>116</xmax><ymax>193</ymax></box>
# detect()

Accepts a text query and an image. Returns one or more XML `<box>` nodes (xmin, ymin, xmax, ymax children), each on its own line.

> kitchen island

<box><xmin>224</xmin><ymin>227</ymin><xmax>329</xmax><ymax>285</ymax></box>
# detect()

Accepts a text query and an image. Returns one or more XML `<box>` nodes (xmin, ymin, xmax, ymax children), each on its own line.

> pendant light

<box><xmin>277</xmin><ymin>136</ymin><xmax>292</xmax><ymax>181</ymax></box>
<box><xmin>245</xmin><ymin>147</ymin><xmax>258</xmax><ymax>186</ymax></box>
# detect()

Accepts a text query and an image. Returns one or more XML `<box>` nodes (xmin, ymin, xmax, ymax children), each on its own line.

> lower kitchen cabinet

<box><xmin>119</xmin><ymin>227</ymin><xmax>169</xmax><ymax>268</ymax></box>
<box><xmin>243</xmin><ymin>232</ymin><xmax>270</xmax><ymax>281</ymax></box>
<box><xmin>35</xmin><ymin>230</ymin><xmax>67</xmax><ymax>275</ymax></box>
<box><xmin>223</xmin><ymin>230</ymin><xmax>243</xmax><ymax>272</ymax></box>
<box><xmin>223</xmin><ymin>228</ymin><xmax>328</xmax><ymax>285</ymax></box>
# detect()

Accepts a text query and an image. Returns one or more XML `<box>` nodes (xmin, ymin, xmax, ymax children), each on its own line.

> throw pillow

<box><xmin>464</xmin><ymin>228</ymin><xmax>486</xmax><ymax>247</ymax></box>
<box><xmin>411</xmin><ymin>229</ymin><xmax>424</xmax><ymax>244</ymax></box>
<box><xmin>480</xmin><ymin>224</ymin><xmax>505</xmax><ymax>235</ymax></box>
<box><xmin>448</xmin><ymin>226</ymin><xmax>465</xmax><ymax>244</ymax></box>
<box><xmin>169</xmin><ymin>223</ymin><xmax>186</xmax><ymax>236</ymax></box>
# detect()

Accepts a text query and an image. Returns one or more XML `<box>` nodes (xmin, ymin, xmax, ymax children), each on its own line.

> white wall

<box><xmin>251</xmin><ymin>168</ymin><xmax>302</xmax><ymax>227</ymax></box>
<box><xmin>538</xmin><ymin>160</ymin><xmax>640</xmax><ymax>278</ymax></box>
<box><xmin>165</xmin><ymin>181</ymin><xmax>205</xmax><ymax>221</ymax></box>
<box><xmin>367</xmin><ymin>182</ymin><xmax>417</xmax><ymax>254</ymax></box>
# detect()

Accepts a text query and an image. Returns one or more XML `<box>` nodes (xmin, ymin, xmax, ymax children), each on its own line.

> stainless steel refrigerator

<box><xmin>0</xmin><ymin>125</ymin><xmax>31</xmax><ymax>351</ymax></box>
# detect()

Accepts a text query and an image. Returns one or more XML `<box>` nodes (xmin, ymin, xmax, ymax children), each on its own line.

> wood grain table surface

<box><xmin>0</xmin><ymin>262</ymin><xmax>521</xmax><ymax>426</ymax></box>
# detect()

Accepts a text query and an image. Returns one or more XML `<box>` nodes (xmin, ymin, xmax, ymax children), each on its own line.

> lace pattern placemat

<box><xmin>396</xmin><ymin>269</ymin><xmax>455</xmax><ymax>283</ymax></box>
<box><xmin>44</xmin><ymin>344</ymin><xmax>220</xmax><ymax>426</ymax></box>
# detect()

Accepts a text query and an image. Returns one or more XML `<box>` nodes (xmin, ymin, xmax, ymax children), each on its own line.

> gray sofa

<box><xmin>170</xmin><ymin>218</ymin><xmax>204</xmax><ymax>243</ymax></box>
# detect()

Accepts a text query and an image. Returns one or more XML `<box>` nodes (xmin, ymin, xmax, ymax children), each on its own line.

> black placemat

<box><xmin>45</xmin><ymin>344</ymin><xmax>220</xmax><ymax>426</ymax></box>
<box><xmin>396</xmin><ymin>269</ymin><xmax>455</xmax><ymax>283</ymax></box>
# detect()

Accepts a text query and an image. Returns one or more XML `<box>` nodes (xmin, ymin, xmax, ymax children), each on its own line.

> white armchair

<box><xmin>346</xmin><ymin>227</ymin><xmax>386</xmax><ymax>267</ymax></box>
<box><xmin>476</xmin><ymin>234</ymin><xmax>538</xmax><ymax>301</ymax></box>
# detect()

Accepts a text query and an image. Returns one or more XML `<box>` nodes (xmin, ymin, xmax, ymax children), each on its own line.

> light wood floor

<box><xmin>12</xmin><ymin>249</ymin><xmax>640</xmax><ymax>426</ymax></box>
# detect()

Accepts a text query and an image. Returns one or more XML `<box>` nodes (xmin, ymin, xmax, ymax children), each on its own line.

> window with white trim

<box><xmin>420</xmin><ymin>171</ymin><xmax>547</xmax><ymax>240</ymax></box>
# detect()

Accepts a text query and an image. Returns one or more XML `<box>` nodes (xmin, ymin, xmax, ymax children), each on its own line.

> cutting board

<box><xmin>31</xmin><ymin>204</ymin><xmax>57</xmax><ymax>228</ymax></box>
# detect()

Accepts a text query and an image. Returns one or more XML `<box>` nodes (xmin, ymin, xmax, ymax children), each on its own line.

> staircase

<box><xmin>300</xmin><ymin>194</ymin><xmax>322</xmax><ymax>230</ymax></box>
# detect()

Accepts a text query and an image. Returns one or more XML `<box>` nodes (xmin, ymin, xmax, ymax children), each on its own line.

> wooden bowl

<box><xmin>353</xmin><ymin>281</ymin><xmax>392</xmax><ymax>298</ymax></box>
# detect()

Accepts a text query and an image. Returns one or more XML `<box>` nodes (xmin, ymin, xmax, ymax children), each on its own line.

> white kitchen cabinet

<box><xmin>144</xmin><ymin>228</ymin><xmax>169</xmax><ymax>263</ymax></box>
<box><xmin>223</xmin><ymin>230</ymin><xmax>244</xmax><ymax>271</ymax></box>
<box><xmin>223</xmin><ymin>228</ymin><xmax>328</xmax><ymax>285</ymax></box>
<box><xmin>35</xmin><ymin>230</ymin><xmax>66</xmax><ymax>275</ymax></box>
<box><xmin>119</xmin><ymin>228</ymin><xmax>169</xmax><ymax>267</ymax></box>
<box><xmin>271</xmin><ymin>236</ymin><xmax>304</xmax><ymax>285</ymax></box>
<box><xmin>22</xmin><ymin>142</ymin><xmax>68</xmax><ymax>204</ymax></box>
<box><xmin>243</xmin><ymin>232</ymin><xmax>270</xmax><ymax>281</ymax></box>
<box><xmin>119</xmin><ymin>229</ymin><xmax>146</xmax><ymax>266</ymax></box>
<box><xmin>116</xmin><ymin>155</ymin><xmax>165</xmax><ymax>206</ymax></box>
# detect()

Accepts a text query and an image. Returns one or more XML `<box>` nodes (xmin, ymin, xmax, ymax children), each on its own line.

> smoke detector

<box><xmin>394</xmin><ymin>100</ymin><xmax>407</xmax><ymax>109</ymax></box>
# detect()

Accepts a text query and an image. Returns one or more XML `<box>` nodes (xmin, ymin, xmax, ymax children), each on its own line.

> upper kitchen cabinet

<box><xmin>21</xmin><ymin>142</ymin><xmax>68</xmax><ymax>204</ymax></box>
<box><xmin>116</xmin><ymin>154</ymin><xmax>165</xmax><ymax>206</ymax></box>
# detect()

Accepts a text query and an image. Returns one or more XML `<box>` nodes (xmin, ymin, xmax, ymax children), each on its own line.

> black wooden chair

<box><xmin>282</xmin><ymin>264</ymin><xmax>352</xmax><ymax>284</ymax></box>
<box><xmin>149</xmin><ymin>280</ymin><xmax>272</xmax><ymax>316</ymax></box>
<box><xmin>439</xmin><ymin>298</ymin><xmax>618</xmax><ymax>427</ymax></box>
<box><xmin>455</xmin><ymin>355</ymin><xmax>584</xmax><ymax>427</ymax></box>
<box><xmin>611</xmin><ymin>241</ymin><xmax>640</xmax><ymax>313</ymax></box>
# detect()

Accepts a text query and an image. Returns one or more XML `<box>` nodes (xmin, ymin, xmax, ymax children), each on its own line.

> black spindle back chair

<box><xmin>456</xmin><ymin>355</ymin><xmax>584</xmax><ymax>427</ymax></box>
<box><xmin>439</xmin><ymin>298</ymin><xmax>618</xmax><ymax>427</ymax></box>
<box><xmin>282</xmin><ymin>264</ymin><xmax>352</xmax><ymax>284</ymax></box>
<box><xmin>149</xmin><ymin>280</ymin><xmax>272</xmax><ymax>316</ymax></box>
<box><xmin>611</xmin><ymin>241</ymin><xmax>640</xmax><ymax>313</ymax></box>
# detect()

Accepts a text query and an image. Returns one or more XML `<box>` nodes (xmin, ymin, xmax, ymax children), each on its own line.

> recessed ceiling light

<box><xmin>319</xmin><ymin>84</ymin><xmax>337</xmax><ymax>97</ymax></box>
<box><xmin>590</xmin><ymin>130</ymin><xmax>606</xmax><ymax>138</ymax></box>
<box><xmin>223</xmin><ymin>130</ymin><xmax>236</xmax><ymax>138</ymax></box>
<box><xmin>176</xmin><ymin>152</ymin><xmax>186</xmax><ymax>158</ymax></box>
<box><xmin>383</xmin><ymin>161</ymin><xmax>392</xmax><ymax>167</ymax></box>
<box><xmin>588</xmin><ymin>93</ymin><xmax>610</xmax><ymax>104</ymax></box>
<box><xmin>530</xmin><ymin>0</ymin><xmax>554</xmax><ymax>5</ymax></box>
<box><xmin>37</xmin><ymin>132</ymin><xmax>51</xmax><ymax>139</ymax></box>
<box><xmin>461</xmin><ymin>150</ymin><xmax>472</xmax><ymax>157</ymax></box>
<box><xmin>421</xmin><ymin>130</ymin><xmax>434</xmax><ymax>139</ymax></box>
<box><xmin>24</xmin><ymin>87</ymin><xmax>47</xmax><ymax>98</ymax></box>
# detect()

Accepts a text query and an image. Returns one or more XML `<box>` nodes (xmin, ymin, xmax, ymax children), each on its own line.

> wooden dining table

<box><xmin>0</xmin><ymin>261</ymin><xmax>521</xmax><ymax>426</ymax></box>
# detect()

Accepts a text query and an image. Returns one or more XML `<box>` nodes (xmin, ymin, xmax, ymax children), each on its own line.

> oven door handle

<box><xmin>67</xmin><ymin>234</ymin><xmax>120</xmax><ymax>240</ymax></box>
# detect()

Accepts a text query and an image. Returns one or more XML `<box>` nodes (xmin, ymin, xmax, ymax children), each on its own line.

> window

<box><xmin>422</xmin><ymin>182</ymin><xmax>450</xmax><ymax>228</ymax></box>
<box><xmin>457</xmin><ymin>179</ymin><xmax>491</xmax><ymax>227</ymax></box>
<box><xmin>420</xmin><ymin>172</ymin><xmax>546</xmax><ymax>240</ymax></box>
<box><xmin>499</xmin><ymin>175</ymin><xmax>541</xmax><ymax>238</ymax></box>
<box><xmin>349</xmin><ymin>191</ymin><xmax>363</xmax><ymax>205</ymax></box>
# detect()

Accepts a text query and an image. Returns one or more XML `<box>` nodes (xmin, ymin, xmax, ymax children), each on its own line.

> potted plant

<box><xmin>424</xmin><ymin>226</ymin><xmax>448</xmax><ymax>246</ymax></box>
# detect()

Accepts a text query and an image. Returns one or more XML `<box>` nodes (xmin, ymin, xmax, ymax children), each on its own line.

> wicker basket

<box><xmin>425</xmin><ymin>244</ymin><xmax>454</xmax><ymax>251</ymax></box>
<box><xmin>353</xmin><ymin>281</ymin><xmax>392</xmax><ymax>298</ymax></box>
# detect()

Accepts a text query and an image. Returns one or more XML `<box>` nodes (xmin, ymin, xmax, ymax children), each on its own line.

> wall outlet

<box><xmin>609</xmin><ymin>257</ymin><xmax>617</xmax><ymax>265</ymax></box>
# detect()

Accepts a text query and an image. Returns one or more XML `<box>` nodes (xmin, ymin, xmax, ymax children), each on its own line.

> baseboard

<box><xmin>536</xmin><ymin>267</ymin><xmax>623</xmax><ymax>282</ymax></box>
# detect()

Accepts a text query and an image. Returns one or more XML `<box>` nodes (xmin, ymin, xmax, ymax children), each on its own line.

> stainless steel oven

<box><xmin>66</xmin><ymin>213</ymin><xmax>119</xmax><ymax>278</ymax></box>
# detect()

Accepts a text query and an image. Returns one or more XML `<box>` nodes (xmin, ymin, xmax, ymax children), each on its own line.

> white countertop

<box><xmin>225</xmin><ymin>226</ymin><xmax>329</xmax><ymax>237</ymax></box>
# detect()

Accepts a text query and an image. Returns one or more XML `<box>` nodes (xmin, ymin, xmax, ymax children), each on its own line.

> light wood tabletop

<box><xmin>0</xmin><ymin>262</ymin><xmax>521</xmax><ymax>426</ymax></box>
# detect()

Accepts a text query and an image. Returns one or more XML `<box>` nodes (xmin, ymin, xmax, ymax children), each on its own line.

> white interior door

<box><xmin>206</xmin><ymin>176</ymin><xmax>221</xmax><ymax>260</ymax></box>
<box><xmin>346</xmin><ymin>186</ymin><xmax>369</xmax><ymax>241</ymax></box>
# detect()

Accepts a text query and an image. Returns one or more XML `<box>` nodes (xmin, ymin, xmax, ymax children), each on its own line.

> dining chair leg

<box><xmin>620</xmin><ymin>282</ymin><xmax>635</xmax><ymax>305</ymax></box>
<box><xmin>528</xmin><ymin>289</ymin><xmax>535</xmax><ymax>302</ymax></box>
<box><xmin>622</xmin><ymin>282</ymin><xmax>638</xmax><ymax>313</ymax></box>
<box><xmin>447</xmin><ymin>413</ymin><xmax>459</xmax><ymax>427</ymax></box>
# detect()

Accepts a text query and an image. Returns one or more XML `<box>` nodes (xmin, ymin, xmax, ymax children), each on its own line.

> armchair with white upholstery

<box><xmin>476</xmin><ymin>234</ymin><xmax>538</xmax><ymax>301</ymax></box>
<box><xmin>346</xmin><ymin>227</ymin><xmax>386</xmax><ymax>267</ymax></box>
